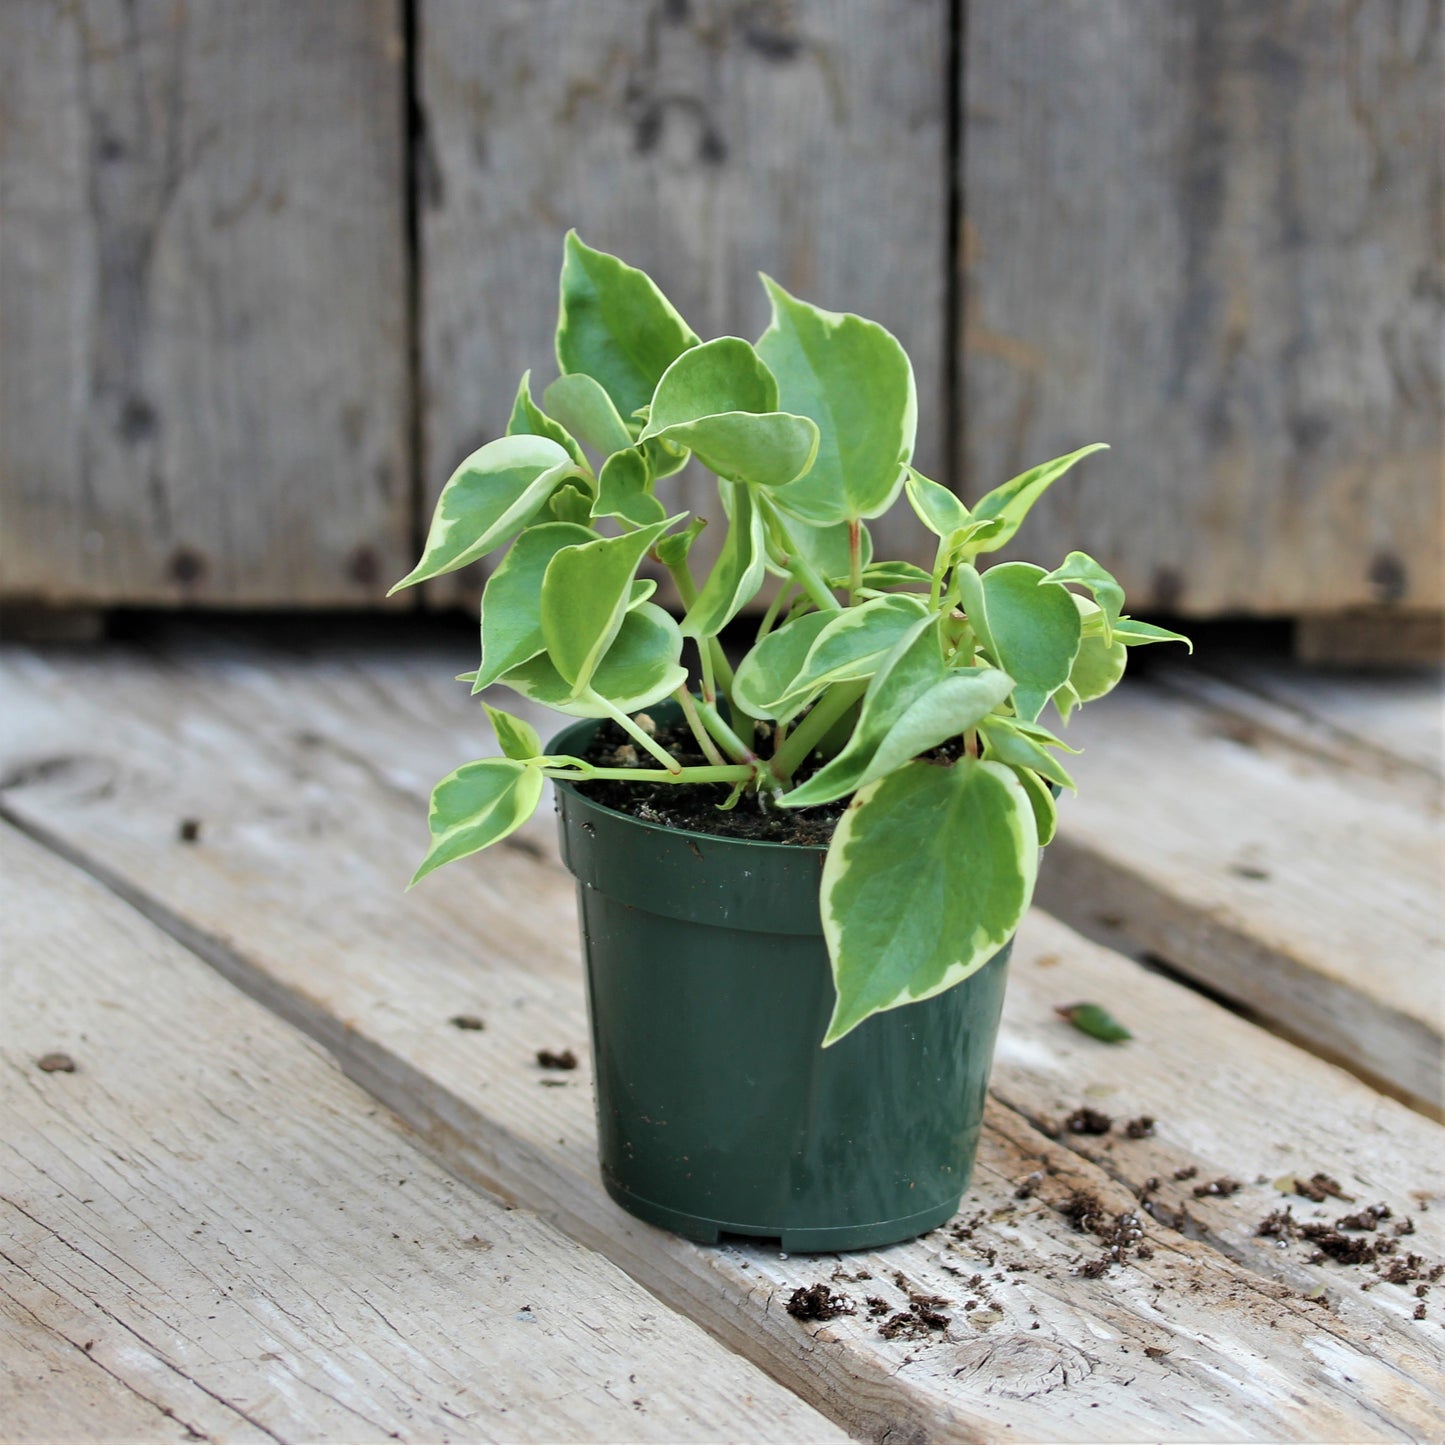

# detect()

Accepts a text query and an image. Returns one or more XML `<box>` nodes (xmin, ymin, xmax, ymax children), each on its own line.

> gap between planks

<box><xmin>3</xmin><ymin>636</ymin><xmax>1444</xmax><ymax>1441</ymax></box>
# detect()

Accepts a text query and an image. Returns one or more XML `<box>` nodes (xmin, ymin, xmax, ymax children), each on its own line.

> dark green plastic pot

<box><xmin>551</xmin><ymin>712</ymin><xmax>1012</xmax><ymax>1253</ymax></box>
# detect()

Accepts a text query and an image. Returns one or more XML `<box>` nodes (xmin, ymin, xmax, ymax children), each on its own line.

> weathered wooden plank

<box><xmin>961</xmin><ymin>0</ymin><xmax>1444</xmax><ymax>617</ymax></box>
<box><xmin>418</xmin><ymin>0</ymin><xmax>948</xmax><ymax>606</ymax></box>
<box><xmin>0</xmin><ymin>823</ymin><xmax>843</xmax><ymax>1444</ymax></box>
<box><xmin>1033</xmin><ymin>673</ymin><xmax>1445</xmax><ymax>1112</ymax></box>
<box><xmin>4</xmin><ymin>635</ymin><xmax>1443</xmax><ymax>1440</ymax></box>
<box><xmin>0</xmin><ymin>1</ymin><xmax>411</xmax><ymax>607</ymax></box>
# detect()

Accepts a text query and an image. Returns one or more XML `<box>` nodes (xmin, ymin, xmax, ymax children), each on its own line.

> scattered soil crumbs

<box><xmin>786</xmin><ymin>1284</ymin><xmax>855</xmax><ymax>1322</ymax></box>
<box><xmin>577</xmin><ymin>719</ymin><xmax>846</xmax><ymax>845</ymax></box>
<box><xmin>449</xmin><ymin>1014</ymin><xmax>485</xmax><ymax>1031</ymax></box>
<box><xmin>1064</xmin><ymin>1107</ymin><xmax>1113</xmax><ymax>1136</ymax></box>
<box><xmin>36</xmin><ymin>1052</ymin><xmax>76</xmax><ymax>1073</ymax></box>
<box><xmin>1192</xmin><ymin>1177</ymin><xmax>1242</xmax><ymax>1199</ymax></box>
<box><xmin>865</xmin><ymin>1296</ymin><xmax>891</xmax><ymax>1318</ymax></box>
<box><xmin>1056</xmin><ymin>1189</ymin><xmax>1149</xmax><ymax>1277</ymax></box>
<box><xmin>177</xmin><ymin>817</ymin><xmax>202</xmax><ymax>843</ymax></box>
<box><xmin>879</xmin><ymin>1293</ymin><xmax>952</xmax><ymax>1340</ymax></box>
<box><xmin>536</xmin><ymin>1048</ymin><xmax>578</xmax><ymax>1070</ymax></box>
<box><xmin>1173</xmin><ymin>1166</ymin><xmax>1199</xmax><ymax>1182</ymax></box>
<box><xmin>1253</xmin><ymin>1190</ymin><xmax>1445</xmax><ymax>1312</ymax></box>
<box><xmin>1290</xmin><ymin>1172</ymin><xmax>1352</xmax><ymax>1203</ymax></box>
<box><xmin>1125</xmin><ymin>1115</ymin><xmax>1156</xmax><ymax>1139</ymax></box>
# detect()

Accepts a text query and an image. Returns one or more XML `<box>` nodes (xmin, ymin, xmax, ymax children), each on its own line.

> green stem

<box><xmin>694</xmin><ymin>696</ymin><xmax>757</xmax><ymax>765</ymax></box>
<box><xmin>675</xmin><ymin>686</ymin><xmax>726</xmax><ymax>766</ymax></box>
<box><xmin>757</xmin><ymin>496</ymin><xmax>842</xmax><ymax>614</ymax></box>
<box><xmin>770</xmin><ymin>678</ymin><xmax>868</xmax><ymax>784</ymax></box>
<box><xmin>698</xmin><ymin>637</ymin><xmax>717</xmax><ymax>704</ymax></box>
<box><xmin>544</xmin><ymin>763</ymin><xmax>755</xmax><ymax>785</ymax></box>
<box><xmin>756</xmin><ymin>582</ymin><xmax>797</xmax><ymax>642</ymax></box>
<box><xmin>587</xmin><ymin>691</ymin><xmax>683</xmax><ymax>773</ymax></box>
<box><xmin>847</xmin><ymin>518</ymin><xmax>863</xmax><ymax>604</ymax></box>
<box><xmin>664</xmin><ymin>552</ymin><xmax>735</xmax><ymax>701</ymax></box>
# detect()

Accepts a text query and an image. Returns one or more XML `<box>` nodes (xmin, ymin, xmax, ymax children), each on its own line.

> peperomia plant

<box><xmin>395</xmin><ymin>233</ymin><xmax>1190</xmax><ymax>1044</ymax></box>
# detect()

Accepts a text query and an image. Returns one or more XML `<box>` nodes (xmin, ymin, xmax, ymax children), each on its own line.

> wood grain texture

<box><xmin>0</xmin><ymin>1</ymin><xmax>412</xmax><ymax>607</ymax></box>
<box><xmin>0</xmin><ymin>824</ymin><xmax>844</xmax><ymax>1444</ymax></box>
<box><xmin>3</xmin><ymin>633</ymin><xmax>1444</xmax><ymax>1439</ymax></box>
<box><xmin>960</xmin><ymin>0</ymin><xmax>1444</xmax><ymax>617</ymax></box>
<box><xmin>1034</xmin><ymin>672</ymin><xmax>1445</xmax><ymax>1112</ymax></box>
<box><xmin>417</xmin><ymin>0</ymin><xmax>948</xmax><ymax>606</ymax></box>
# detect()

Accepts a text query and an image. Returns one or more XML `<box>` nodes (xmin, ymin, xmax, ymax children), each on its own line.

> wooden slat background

<box><xmin>2</xmin><ymin>0</ymin><xmax>1440</xmax><ymax>619</ymax></box>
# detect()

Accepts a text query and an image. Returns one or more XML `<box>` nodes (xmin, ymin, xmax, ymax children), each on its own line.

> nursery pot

<box><xmin>551</xmin><ymin>712</ymin><xmax>1012</xmax><ymax>1253</ymax></box>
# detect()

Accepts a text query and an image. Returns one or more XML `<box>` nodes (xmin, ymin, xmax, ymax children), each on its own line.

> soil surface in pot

<box><xmin>577</xmin><ymin>718</ymin><xmax>848</xmax><ymax>845</ymax></box>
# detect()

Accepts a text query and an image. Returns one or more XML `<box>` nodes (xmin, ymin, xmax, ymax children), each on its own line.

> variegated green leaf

<box><xmin>977</xmin><ymin>716</ymin><xmax>1077</xmax><ymax>792</ymax></box>
<box><xmin>541</xmin><ymin>519</ymin><xmax>674</xmax><ymax>696</ymax></box>
<box><xmin>904</xmin><ymin>466</ymin><xmax>970</xmax><ymax>539</ymax></box>
<box><xmin>654</xmin><ymin>516</ymin><xmax>707</xmax><ymax>570</ymax></box>
<box><xmin>503</xmin><ymin>602</ymin><xmax>687</xmax><ymax>718</ymax></box>
<box><xmin>778</xmin><ymin>613</ymin><xmax>947</xmax><ymax>807</ymax></box>
<box><xmin>680</xmin><ymin>484</ymin><xmax>767</xmax><ymax>639</ymax></box>
<box><xmin>969</xmin><ymin>444</ymin><xmax>1109</xmax><ymax>552</ymax></box>
<box><xmin>821</xmin><ymin>758</ymin><xmax>1037</xmax><ymax>1044</ymax></box>
<box><xmin>391</xmin><ymin>436</ymin><xmax>578</xmax><ymax>593</ymax></box>
<box><xmin>410</xmin><ymin>759</ymin><xmax>545</xmax><ymax>885</ymax></box>
<box><xmin>507</xmin><ymin>369</ymin><xmax>588</xmax><ymax>469</ymax></box>
<box><xmin>1113</xmin><ymin>617</ymin><xmax>1194</xmax><ymax>651</ymax></box>
<box><xmin>957</xmin><ymin>562</ymin><xmax>1082</xmax><ymax>723</ymax></box>
<box><xmin>1061</xmin><ymin>597</ymin><xmax>1128</xmax><ymax>716</ymax></box>
<box><xmin>1045</xmin><ymin>551</ymin><xmax>1124</xmax><ymax>644</ymax></box>
<box><xmin>731</xmin><ymin>609</ymin><xmax>834</xmax><ymax>721</ymax></box>
<box><xmin>555</xmin><ymin>231</ymin><xmax>699</xmax><ymax>419</ymax></box>
<box><xmin>593</xmin><ymin>447</ymin><xmax>666</xmax><ymax>526</ymax></box>
<box><xmin>475</xmin><ymin>522</ymin><xmax>595</xmax><ymax>692</ymax></box>
<box><xmin>853</xmin><ymin>667</ymin><xmax>1016</xmax><ymax>791</ymax></box>
<box><xmin>857</xmin><ymin>559</ymin><xmax>931</xmax><ymax>591</ymax></box>
<box><xmin>756</xmin><ymin>276</ymin><xmax>916</xmax><ymax>524</ymax></box>
<box><xmin>1012</xmin><ymin>764</ymin><xmax>1058</xmax><ymax>846</ymax></box>
<box><xmin>482</xmin><ymin>703</ymin><xmax>543</xmax><ymax>762</ymax></box>
<box><xmin>543</xmin><ymin>373</ymin><xmax>634</xmax><ymax>457</ymax></box>
<box><xmin>547</xmin><ymin>483</ymin><xmax>593</xmax><ymax>526</ymax></box>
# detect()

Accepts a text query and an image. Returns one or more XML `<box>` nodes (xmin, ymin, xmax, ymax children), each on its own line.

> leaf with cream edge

<box><xmin>756</xmin><ymin>276</ymin><xmax>916</xmax><ymax>525</ymax></box>
<box><xmin>1056</xmin><ymin>596</ymin><xmax>1128</xmax><ymax>722</ymax></box>
<box><xmin>543</xmin><ymin>373</ymin><xmax>634</xmax><ymax>458</ymax></box>
<box><xmin>556</xmin><ymin>231</ymin><xmax>699</xmax><ymax>420</ymax></box>
<box><xmin>731</xmin><ymin>609</ymin><xmax>835</xmax><ymax>721</ymax></box>
<box><xmin>390</xmin><ymin>435</ymin><xmax>579</xmax><ymax>593</ymax></box>
<box><xmin>1111</xmin><ymin>617</ymin><xmax>1194</xmax><ymax>651</ymax></box>
<box><xmin>641</xmin><ymin>339</ymin><xmax>820</xmax><ymax>488</ymax></box>
<box><xmin>411</xmin><ymin>759</ymin><xmax>545</xmax><ymax>886</ymax></box>
<box><xmin>821</xmin><ymin>758</ymin><xmax>1037</xmax><ymax>1043</ymax></box>
<box><xmin>540</xmin><ymin>518</ymin><xmax>676</xmax><ymax>696</ymax></box>
<box><xmin>482</xmin><ymin>703</ymin><xmax>542</xmax><ymax>762</ymax></box>
<box><xmin>507</xmin><ymin>370</ymin><xmax>589</xmax><ymax>469</ymax></box>
<box><xmin>474</xmin><ymin>522</ymin><xmax>594</xmax><ymax>692</ymax></box>
<box><xmin>680</xmin><ymin>484</ymin><xmax>768</xmax><ymax>640</ymax></box>
<box><xmin>1013</xmin><ymin>765</ymin><xmax>1058</xmax><ymax>846</ymax></box>
<box><xmin>779</xmin><ymin>613</ymin><xmax>948</xmax><ymax>806</ymax></box>
<box><xmin>500</xmin><ymin>602</ymin><xmax>688</xmax><ymax>718</ymax></box>
<box><xmin>904</xmin><ymin>467</ymin><xmax>970</xmax><ymax>539</ymax></box>
<box><xmin>977</xmin><ymin>715</ymin><xmax>1077</xmax><ymax>792</ymax></box>
<box><xmin>593</xmin><ymin>447</ymin><xmax>666</xmax><ymax>526</ymax></box>
<box><xmin>968</xmin><ymin>444</ymin><xmax>1109</xmax><ymax>553</ymax></box>
<box><xmin>957</xmin><ymin>561</ymin><xmax>1082</xmax><ymax>723</ymax></box>
<box><xmin>1045</xmin><ymin>551</ymin><xmax>1124</xmax><ymax>644</ymax></box>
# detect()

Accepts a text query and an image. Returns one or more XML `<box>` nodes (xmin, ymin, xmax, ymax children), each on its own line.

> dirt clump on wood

<box><xmin>1064</xmin><ymin>1107</ymin><xmax>1113</xmax><ymax>1136</ymax></box>
<box><xmin>1124</xmin><ymin>1115</ymin><xmax>1156</xmax><ymax>1138</ymax></box>
<box><xmin>786</xmin><ymin>1284</ymin><xmax>855</xmax><ymax>1322</ymax></box>
<box><xmin>536</xmin><ymin>1048</ymin><xmax>578</xmax><ymax>1070</ymax></box>
<box><xmin>36</xmin><ymin>1053</ymin><xmax>76</xmax><ymax>1073</ymax></box>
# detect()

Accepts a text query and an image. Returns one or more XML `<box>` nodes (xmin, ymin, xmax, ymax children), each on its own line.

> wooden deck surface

<box><xmin>2</xmin><ymin>624</ymin><xmax>1442</xmax><ymax>1442</ymax></box>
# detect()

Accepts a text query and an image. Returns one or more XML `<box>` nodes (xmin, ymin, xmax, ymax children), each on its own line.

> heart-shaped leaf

<box><xmin>821</xmin><ymin>758</ymin><xmax>1037</xmax><ymax>1043</ymax></box>
<box><xmin>541</xmin><ymin>518</ymin><xmax>674</xmax><ymax>696</ymax></box>
<box><xmin>731</xmin><ymin>609</ymin><xmax>835</xmax><ymax>721</ymax></box>
<box><xmin>475</xmin><ymin>522</ymin><xmax>595</xmax><ymax>691</ymax></box>
<box><xmin>968</xmin><ymin>444</ymin><xmax>1108</xmax><ymax>552</ymax></box>
<box><xmin>1059</xmin><ymin>597</ymin><xmax>1128</xmax><ymax>718</ymax></box>
<box><xmin>410</xmin><ymin>758</ymin><xmax>545</xmax><ymax>885</ymax></box>
<box><xmin>757</xmin><ymin>276</ymin><xmax>916</xmax><ymax>524</ymax></box>
<box><xmin>555</xmin><ymin>231</ymin><xmax>699</xmax><ymax>420</ymax></box>
<box><xmin>779</xmin><ymin>613</ymin><xmax>947</xmax><ymax>807</ymax></box>
<box><xmin>543</xmin><ymin>373</ymin><xmax>634</xmax><ymax>458</ymax></box>
<box><xmin>507</xmin><ymin>370</ymin><xmax>588</xmax><ymax>469</ymax></box>
<box><xmin>1044</xmin><ymin>551</ymin><xmax>1124</xmax><ymax>644</ymax></box>
<box><xmin>680</xmin><ymin>484</ymin><xmax>768</xmax><ymax>640</ymax></box>
<box><xmin>503</xmin><ymin>602</ymin><xmax>687</xmax><ymax>718</ymax></box>
<box><xmin>391</xmin><ymin>436</ymin><xmax>578</xmax><ymax>593</ymax></box>
<box><xmin>957</xmin><ymin>562</ymin><xmax>1082</xmax><ymax>723</ymax></box>
<box><xmin>905</xmin><ymin>467</ymin><xmax>971</xmax><ymax>539</ymax></box>
<box><xmin>482</xmin><ymin>703</ymin><xmax>543</xmax><ymax>762</ymax></box>
<box><xmin>593</xmin><ymin>447</ymin><xmax>666</xmax><ymax>526</ymax></box>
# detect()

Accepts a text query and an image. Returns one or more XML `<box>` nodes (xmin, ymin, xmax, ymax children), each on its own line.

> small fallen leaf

<box><xmin>1055</xmin><ymin>1002</ymin><xmax>1132</xmax><ymax>1043</ymax></box>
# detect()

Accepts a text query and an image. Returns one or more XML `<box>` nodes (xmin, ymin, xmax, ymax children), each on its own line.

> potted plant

<box><xmin>394</xmin><ymin>233</ymin><xmax>1189</xmax><ymax>1252</ymax></box>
